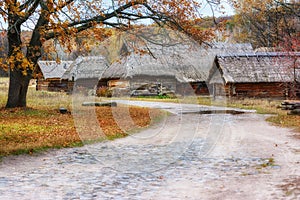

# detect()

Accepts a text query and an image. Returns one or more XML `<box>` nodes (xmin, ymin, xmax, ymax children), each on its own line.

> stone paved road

<box><xmin>0</xmin><ymin>101</ymin><xmax>299</xmax><ymax>199</ymax></box>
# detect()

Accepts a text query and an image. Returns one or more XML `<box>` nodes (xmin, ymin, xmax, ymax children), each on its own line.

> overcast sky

<box><xmin>200</xmin><ymin>0</ymin><xmax>235</xmax><ymax>17</ymax></box>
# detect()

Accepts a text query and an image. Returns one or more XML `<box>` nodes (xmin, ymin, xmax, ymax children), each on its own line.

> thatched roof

<box><xmin>102</xmin><ymin>43</ymin><xmax>207</xmax><ymax>82</ymax></box>
<box><xmin>62</xmin><ymin>56</ymin><xmax>109</xmax><ymax>80</ymax></box>
<box><xmin>210</xmin><ymin>52</ymin><xmax>300</xmax><ymax>84</ymax></box>
<box><xmin>38</xmin><ymin>61</ymin><xmax>73</xmax><ymax>79</ymax></box>
<box><xmin>96</xmin><ymin>26</ymin><xmax>253</xmax><ymax>83</ymax></box>
<box><xmin>101</xmin><ymin>41</ymin><xmax>254</xmax><ymax>83</ymax></box>
<box><xmin>207</xmin><ymin>42</ymin><xmax>253</xmax><ymax>53</ymax></box>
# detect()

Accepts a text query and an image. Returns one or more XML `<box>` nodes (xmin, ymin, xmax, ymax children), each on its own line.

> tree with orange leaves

<box><xmin>0</xmin><ymin>0</ymin><xmax>223</xmax><ymax>108</ymax></box>
<box><xmin>230</xmin><ymin>0</ymin><xmax>300</xmax><ymax>49</ymax></box>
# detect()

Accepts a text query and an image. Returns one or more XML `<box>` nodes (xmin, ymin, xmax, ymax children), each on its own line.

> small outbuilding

<box><xmin>62</xmin><ymin>56</ymin><xmax>109</xmax><ymax>90</ymax></box>
<box><xmin>208</xmin><ymin>52</ymin><xmax>300</xmax><ymax>98</ymax></box>
<box><xmin>37</xmin><ymin>60</ymin><xmax>73</xmax><ymax>91</ymax></box>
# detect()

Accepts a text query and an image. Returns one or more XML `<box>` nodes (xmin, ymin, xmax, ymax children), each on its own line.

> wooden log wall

<box><xmin>37</xmin><ymin>79</ymin><xmax>73</xmax><ymax>92</ymax></box>
<box><xmin>190</xmin><ymin>82</ymin><xmax>210</xmax><ymax>95</ymax></box>
<box><xmin>228</xmin><ymin>82</ymin><xmax>287</xmax><ymax>98</ymax></box>
<box><xmin>74</xmin><ymin>78</ymin><xmax>99</xmax><ymax>89</ymax></box>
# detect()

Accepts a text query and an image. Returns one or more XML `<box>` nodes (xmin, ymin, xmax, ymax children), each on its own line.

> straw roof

<box><xmin>62</xmin><ymin>56</ymin><xmax>109</xmax><ymax>80</ymax></box>
<box><xmin>101</xmin><ymin>41</ymin><xmax>254</xmax><ymax>83</ymax></box>
<box><xmin>38</xmin><ymin>61</ymin><xmax>73</xmax><ymax>79</ymax></box>
<box><xmin>102</xmin><ymin>43</ymin><xmax>206</xmax><ymax>82</ymax></box>
<box><xmin>210</xmin><ymin>52</ymin><xmax>300</xmax><ymax>84</ymax></box>
<box><xmin>207</xmin><ymin>42</ymin><xmax>253</xmax><ymax>53</ymax></box>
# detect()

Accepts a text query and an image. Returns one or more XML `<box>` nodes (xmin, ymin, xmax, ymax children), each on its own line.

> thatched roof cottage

<box><xmin>62</xmin><ymin>56</ymin><xmax>109</xmax><ymax>89</ymax></box>
<box><xmin>208</xmin><ymin>52</ymin><xmax>300</xmax><ymax>98</ymax></box>
<box><xmin>37</xmin><ymin>60</ymin><xmax>73</xmax><ymax>91</ymax></box>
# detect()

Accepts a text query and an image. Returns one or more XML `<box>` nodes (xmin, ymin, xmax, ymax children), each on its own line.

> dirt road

<box><xmin>0</xmin><ymin>101</ymin><xmax>299</xmax><ymax>199</ymax></box>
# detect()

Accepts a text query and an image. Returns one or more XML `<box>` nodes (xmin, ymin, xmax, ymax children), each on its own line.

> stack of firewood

<box><xmin>281</xmin><ymin>101</ymin><xmax>300</xmax><ymax>115</ymax></box>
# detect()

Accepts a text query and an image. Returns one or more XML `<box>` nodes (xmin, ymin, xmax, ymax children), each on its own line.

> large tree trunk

<box><xmin>6</xmin><ymin>69</ymin><xmax>31</xmax><ymax>108</ymax></box>
<box><xmin>5</xmin><ymin>9</ymin><xmax>49</xmax><ymax>108</ymax></box>
<box><xmin>6</xmin><ymin>13</ymin><xmax>27</xmax><ymax>108</ymax></box>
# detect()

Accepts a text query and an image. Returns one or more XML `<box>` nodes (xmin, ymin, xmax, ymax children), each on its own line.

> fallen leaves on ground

<box><xmin>0</xmin><ymin>106</ymin><xmax>163</xmax><ymax>157</ymax></box>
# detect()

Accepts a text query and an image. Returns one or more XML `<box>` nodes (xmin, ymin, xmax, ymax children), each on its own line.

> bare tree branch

<box><xmin>45</xmin><ymin>0</ymin><xmax>148</xmax><ymax>39</ymax></box>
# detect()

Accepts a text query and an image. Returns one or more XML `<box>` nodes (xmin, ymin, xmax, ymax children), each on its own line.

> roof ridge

<box><xmin>217</xmin><ymin>52</ymin><xmax>300</xmax><ymax>58</ymax></box>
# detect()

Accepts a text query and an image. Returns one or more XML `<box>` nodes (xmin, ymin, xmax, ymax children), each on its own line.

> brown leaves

<box><xmin>0</xmin><ymin>109</ymin><xmax>77</xmax><ymax>155</ymax></box>
<box><xmin>0</xmin><ymin>104</ymin><xmax>163</xmax><ymax>156</ymax></box>
<box><xmin>95</xmin><ymin>106</ymin><xmax>157</xmax><ymax>136</ymax></box>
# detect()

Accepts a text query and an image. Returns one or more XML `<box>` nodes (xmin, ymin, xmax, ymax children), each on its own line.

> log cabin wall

<box><xmin>190</xmin><ymin>82</ymin><xmax>210</xmax><ymax>95</ymax></box>
<box><xmin>97</xmin><ymin>80</ymin><xmax>109</xmax><ymax>88</ymax></box>
<box><xmin>73</xmin><ymin>78</ymin><xmax>99</xmax><ymax>89</ymax></box>
<box><xmin>211</xmin><ymin>83</ymin><xmax>227</xmax><ymax>97</ymax></box>
<box><xmin>228</xmin><ymin>82</ymin><xmax>288</xmax><ymax>98</ymax></box>
<box><xmin>37</xmin><ymin>61</ymin><xmax>74</xmax><ymax>92</ymax></box>
<box><xmin>37</xmin><ymin>79</ymin><xmax>73</xmax><ymax>92</ymax></box>
<box><xmin>36</xmin><ymin>79</ymin><xmax>50</xmax><ymax>91</ymax></box>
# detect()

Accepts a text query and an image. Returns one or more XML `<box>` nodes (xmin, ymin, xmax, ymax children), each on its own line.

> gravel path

<box><xmin>0</xmin><ymin>101</ymin><xmax>299</xmax><ymax>199</ymax></box>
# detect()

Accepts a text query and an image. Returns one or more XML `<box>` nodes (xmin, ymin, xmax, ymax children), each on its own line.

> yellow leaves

<box><xmin>46</xmin><ymin>0</ymin><xmax>55</xmax><ymax>13</ymax></box>
<box><xmin>1</xmin><ymin>0</ymin><xmax>217</xmax><ymax>67</ymax></box>
<box><xmin>15</xmin><ymin>50</ymin><xmax>24</xmax><ymax>60</ymax></box>
<box><xmin>0</xmin><ymin>58</ymin><xmax>8</xmax><ymax>72</ymax></box>
<box><xmin>4</xmin><ymin>1</ymin><xmax>26</xmax><ymax>18</ymax></box>
<box><xmin>6</xmin><ymin>47</ymin><xmax>34</xmax><ymax>76</ymax></box>
<box><xmin>0</xmin><ymin>100</ymin><xmax>164</xmax><ymax>156</ymax></box>
<box><xmin>18</xmin><ymin>11</ymin><xmax>26</xmax><ymax>18</ymax></box>
<box><xmin>1</xmin><ymin>1</ymin><xmax>28</xmax><ymax>22</ymax></box>
<box><xmin>55</xmin><ymin>57</ymin><xmax>61</xmax><ymax>64</ymax></box>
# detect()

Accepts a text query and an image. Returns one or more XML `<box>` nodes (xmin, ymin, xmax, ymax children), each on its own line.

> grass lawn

<box><xmin>0</xmin><ymin>78</ymin><xmax>165</xmax><ymax>157</ymax></box>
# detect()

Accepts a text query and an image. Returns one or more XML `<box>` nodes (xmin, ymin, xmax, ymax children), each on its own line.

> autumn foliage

<box><xmin>230</xmin><ymin>0</ymin><xmax>300</xmax><ymax>48</ymax></box>
<box><xmin>0</xmin><ymin>104</ymin><xmax>163</xmax><ymax>156</ymax></box>
<box><xmin>0</xmin><ymin>0</ymin><xmax>223</xmax><ymax>108</ymax></box>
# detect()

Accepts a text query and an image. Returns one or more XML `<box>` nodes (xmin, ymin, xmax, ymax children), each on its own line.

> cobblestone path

<box><xmin>0</xmin><ymin>101</ymin><xmax>299</xmax><ymax>199</ymax></box>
